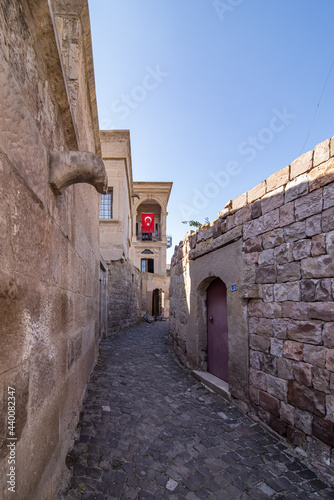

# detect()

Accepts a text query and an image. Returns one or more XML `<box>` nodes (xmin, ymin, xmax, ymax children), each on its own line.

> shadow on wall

<box><xmin>169</xmin><ymin>140</ymin><xmax>334</xmax><ymax>484</ymax></box>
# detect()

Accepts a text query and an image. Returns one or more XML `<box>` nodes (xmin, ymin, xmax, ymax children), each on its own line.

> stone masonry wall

<box><xmin>0</xmin><ymin>1</ymin><xmax>101</xmax><ymax>498</ymax></box>
<box><xmin>106</xmin><ymin>260</ymin><xmax>142</xmax><ymax>336</ymax></box>
<box><xmin>170</xmin><ymin>137</ymin><xmax>334</xmax><ymax>481</ymax></box>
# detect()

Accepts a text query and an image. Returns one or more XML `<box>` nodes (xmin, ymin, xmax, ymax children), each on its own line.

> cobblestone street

<box><xmin>57</xmin><ymin>321</ymin><xmax>334</xmax><ymax>500</ymax></box>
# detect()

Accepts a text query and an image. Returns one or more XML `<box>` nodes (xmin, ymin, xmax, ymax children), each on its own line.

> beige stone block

<box><xmin>248</xmin><ymin>181</ymin><xmax>266</xmax><ymax>203</ymax></box>
<box><xmin>266</xmin><ymin>374</ymin><xmax>288</xmax><ymax>401</ymax></box>
<box><xmin>243</xmin><ymin>235</ymin><xmax>263</xmax><ymax>253</ymax></box>
<box><xmin>309</xmin><ymin>157</ymin><xmax>334</xmax><ymax>191</ymax></box>
<box><xmin>282</xmin><ymin>301</ymin><xmax>309</xmax><ymax>320</ymax></box>
<box><xmin>259</xmin><ymin>390</ymin><xmax>279</xmax><ymax>416</ymax></box>
<box><xmin>323</xmin><ymin>323</ymin><xmax>334</xmax><ymax>349</ymax></box>
<box><xmin>300</xmin><ymin>279</ymin><xmax>317</xmax><ymax>302</ymax></box>
<box><xmin>279</xmin><ymin>201</ymin><xmax>295</xmax><ymax>227</ymax></box>
<box><xmin>277</xmin><ymin>262</ymin><xmax>301</xmax><ymax>282</ymax></box>
<box><xmin>287</xmin><ymin>319</ymin><xmax>322</xmax><ymax>345</ymax></box>
<box><xmin>309</xmin><ymin>303</ymin><xmax>334</xmax><ymax>322</ymax></box>
<box><xmin>271</xmin><ymin>338</ymin><xmax>283</xmax><ymax>357</ymax></box>
<box><xmin>262</xmin><ymin>284</ymin><xmax>274</xmax><ymax>303</ymax></box>
<box><xmin>290</xmin><ymin>150</ymin><xmax>313</xmax><ymax>179</ymax></box>
<box><xmin>294</xmin><ymin>408</ymin><xmax>313</xmax><ymax>435</ymax></box>
<box><xmin>261</xmin><ymin>187</ymin><xmax>284</xmax><ymax>215</ymax></box>
<box><xmin>323</xmin><ymin>183</ymin><xmax>334</xmax><ymax>209</ymax></box>
<box><xmin>313</xmin><ymin>138</ymin><xmax>330</xmax><ymax>167</ymax></box>
<box><xmin>255</xmin><ymin>265</ymin><xmax>277</xmax><ymax>284</ymax></box>
<box><xmin>313</xmin><ymin>366</ymin><xmax>330</xmax><ymax>394</ymax></box>
<box><xmin>331</xmin><ymin>136</ymin><xmax>334</xmax><ymax>157</ymax></box>
<box><xmin>249</xmin><ymin>317</ymin><xmax>259</xmax><ymax>334</ymax></box>
<box><xmin>234</xmin><ymin>205</ymin><xmax>252</xmax><ymax>226</ymax></box>
<box><xmin>249</xmin><ymin>367</ymin><xmax>267</xmax><ymax>390</ymax></box>
<box><xmin>277</xmin><ymin>357</ymin><xmax>294</xmax><ymax>379</ymax></box>
<box><xmin>322</xmin><ymin>206</ymin><xmax>334</xmax><ymax>233</ymax></box>
<box><xmin>283</xmin><ymin>221</ymin><xmax>306</xmax><ymax>242</ymax></box>
<box><xmin>251</xmin><ymin>200</ymin><xmax>262</xmax><ymax>219</ymax></box>
<box><xmin>283</xmin><ymin>340</ymin><xmax>304</xmax><ymax>361</ymax></box>
<box><xmin>262</xmin><ymin>228</ymin><xmax>284</xmax><ymax>249</ymax></box>
<box><xmin>292</xmin><ymin>239</ymin><xmax>312</xmax><ymax>261</ymax></box>
<box><xmin>232</xmin><ymin>192</ymin><xmax>247</xmax><ymax>210</ymax></box>
<box><xmin>248</xmin><ymin>299</ymin><xmax>281</xmax><ymax>318</ymax></box>
<box><xmin>288</xmin><ymin>381</ymin><xmax>325</xmax><ymax>416</ymax></box>
<box><xmin>258</xmin><ymin>249</ymin><xmax>275</xmax><ymax>266</ymax></box>
<box><xmin>280</xmin><ymin>402</ymin><xmax>295</xmax><ymax>425</ymax></box>
<box><xmin>244</xmin><ymin>252</ymin><xmax>259</xmax><ymax>265</ymax></box>
<box><xmin>306</xmin><ymin>214</ymin><xmax>322</xmax><ymax>237</ymax></box>
<box><xmin>285</xmin><ymin>174</ymin><xmax>309</xmax><ymax>203</ymax></box>
<box><xmin>326</xmin><ymin>395</ymin><xmax>334</xmax><ymax>423</ymax></box>
<box><xmin>266</xmin><ymin>166</ymin><xmax>289</xmax><ymax>192</ymax></box>
<box><xmin>260</xmin><ymin>209</ymin><xmax>280</xmax><ymax>234</ymax></box>
<box><xmin>293</xmin><ymin>361</ymin><xmax>312</xmax><ymax>387</ymax></box>
<box><xmin>250</xmin><ymin>334</ymin><xmax>270</xmax><ymax>353</ymax></box>
<box><xmin>239</xmin><ymin>283</ymin><xmax>262</xmax><ymax>299</ymax></box>
<box><xmin>315</xmin><ymin>278</ymin><xmax>332</xmax><ymax>301</ymax></box>
<box><xmin>257</xmin><ymin>317</ymin><xmax>273</xmax><ymax>336</ymax></box>
<box><xmin>326</xmin><ymin>349</ymin><xmax>334</xmax><ymax>371</ymax></box>
<box><xmin>301</xmin><ymin>255</ymin><xmax>334</xmax><ymax>279</ymax></box>
<box><xmin>272</xmin><ymin>318</ymin><xmax>288</xmax><ymax>339</ymax></box>
<box><xmin>274</xmin><ymin>282</ymin><xmax>300</xmax><ymax>302</ymax></box>
<box><xmin>303</xmin><ymin>345</ymin><xmax>327</xmax><ymax>368</ymax></box>
<box><xmin>274</xmin><ymin>243</ymin><xmax>294</xmax><ymax>265</ymax></box>
<box><xmin>295</xmin><ymin>189</ymin><xmax>323</xmax><ymax>221</ymax></box>
<box><xmin>311</xmin><ymin>234</ymin><xmax>326</xmax><ymax>257</ymax></box>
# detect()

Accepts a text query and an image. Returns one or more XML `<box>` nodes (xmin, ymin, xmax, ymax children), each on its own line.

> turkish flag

<box><xmin>142</xmin><ymin>213</ymin><xmax>155</xmax><ymax>233</ymax></box>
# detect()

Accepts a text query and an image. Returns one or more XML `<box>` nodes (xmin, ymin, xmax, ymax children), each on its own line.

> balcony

<box><xmin>137</xmin><ymin>231</ymin><xmax>161</xmax><ymax>242</ymax></box>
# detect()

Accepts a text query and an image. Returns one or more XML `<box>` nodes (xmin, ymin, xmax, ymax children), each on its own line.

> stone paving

<box><xmin>56</xmin><ymin>321</ymin><xmax>334</xmax><ymax>500</ymax></box>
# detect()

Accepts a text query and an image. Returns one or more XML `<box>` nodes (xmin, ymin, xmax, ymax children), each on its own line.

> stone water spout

<box><xmin>49</xmin><ymin>151</ymin><xmax>108</xmax><ymax>195</ymax></box>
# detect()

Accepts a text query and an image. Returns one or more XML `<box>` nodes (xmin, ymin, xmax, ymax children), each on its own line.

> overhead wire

<box><xmin>300</xmin><ymin>58</ymin><xmax>334</xmax><ymax>155</ymax></box>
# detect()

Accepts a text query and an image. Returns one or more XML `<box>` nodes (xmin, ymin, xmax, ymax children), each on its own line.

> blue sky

<box><xmin>87</xmin><ymin>0</ymin><xmax>334</xmax><ymax>262</ymax></box>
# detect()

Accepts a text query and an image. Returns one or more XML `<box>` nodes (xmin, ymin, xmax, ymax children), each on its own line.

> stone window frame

<box><xmin>99</xmin><ymin>188</ymin><xmax>113</xmax><ymax>219</ymax></box>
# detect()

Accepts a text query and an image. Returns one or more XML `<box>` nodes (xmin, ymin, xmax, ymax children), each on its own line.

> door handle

<box><xmin>209</xmin><ymin>316</ymin><xmax>213</xmax><ymax>321</ymax></box>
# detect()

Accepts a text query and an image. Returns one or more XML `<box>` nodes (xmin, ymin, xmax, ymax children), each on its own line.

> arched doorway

<box><xmin>207</xmin><ymin>278</ymin><xmax>228</xmax><ymax>382</ymax></box>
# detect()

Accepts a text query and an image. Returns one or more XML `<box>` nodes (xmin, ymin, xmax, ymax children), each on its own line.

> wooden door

<box><xmin>207</xmin><ymin>278</ymin><xmax>229</xmax><ymax>382</ymax></box>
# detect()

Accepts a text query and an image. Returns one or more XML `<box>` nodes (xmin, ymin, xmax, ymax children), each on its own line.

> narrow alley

<box><xmin>57</xmin><ymin>322</ymin><xmax>334</xmax><ymax>500</ymax></box>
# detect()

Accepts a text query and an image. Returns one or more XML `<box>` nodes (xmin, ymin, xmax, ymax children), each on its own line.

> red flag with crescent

<box><xmin>142</xmin><ymin>213</ymin><xmax>154</xmax><ymax>233</ymax></box>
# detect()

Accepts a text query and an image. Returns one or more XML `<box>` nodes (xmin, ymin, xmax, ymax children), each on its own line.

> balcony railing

<box><xmin>137</xmin><ymin>231</ymin><xmax>161</xmax><ymax>242</ymax></box>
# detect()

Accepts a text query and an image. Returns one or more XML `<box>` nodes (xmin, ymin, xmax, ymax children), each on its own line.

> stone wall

<box><xmin>0</xmin><ymin>1</ymin><xmax>102</xmax><ymax>498</ymax></box>
<box><xmin>169</xmin><ymin>137</ymin><xmax>334</xmax><ymax>481</ymax></box>
<box><xmin>106</xmin><ymin>259</ymin><xmax>143</xmax><ymax>336</ymax></box>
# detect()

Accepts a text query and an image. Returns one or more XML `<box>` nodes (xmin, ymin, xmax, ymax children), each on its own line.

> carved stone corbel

<box><xmin>49</xmin><ymin>151</ymin><xmax>108</xmax><ymax>195</ymax></box>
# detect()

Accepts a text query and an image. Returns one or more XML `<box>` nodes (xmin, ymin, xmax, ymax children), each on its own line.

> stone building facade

<box><xmin>169</xmin><ymin>137</ymin><xmax>334</xmax><ymax>483</ymax></box>
<box><xmin>0</xmin><ymin>1</ymin><xmax>107</xmax><ymax>498</ymax></box>
<box><xmin>99</xmin><ymin>131</ymin><xmax>172</xmax><ymax>336</ymax></box>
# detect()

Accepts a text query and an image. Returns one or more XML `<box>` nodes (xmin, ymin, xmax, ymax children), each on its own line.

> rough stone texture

<box><xmin>312</xmin><ymin>234</ymin><xmax>326</xmax><ymax>256</ymax></box>
<box><xmin>285</xmin><ymin>174</ymin><xmax>309</xmax><ymax>203</ymax></box>
<box><xmin>106</xmin><ymin>260</ymin><xmax>142</xmax><ymax>336</ymax></box>
<box><xmin>169</xmin><ymin>138</ymin><xmax>334</xmax><ymax>483</ymax></box>
<box><xmin>290</xmin><ymin>150</ymin><xmax>313</xmax><ymax>179</ymax></box>
<box><xmin>288</xmin><ymin>382</ymin><xmax>325</xmax><ymax>417</ymax></box>
<box><xmin>248</xmin><ymin>180</ymin><xmax>266</xmax><ymax>203</ymax></box>
<box><xmin>309</xmin><ymin>157</ymin><xmax>334</xmax><ymax>191</ymax></box>
<box><xmin>277</xmin><ymin>262</ymin><xmax>301</xmax><ymax>282</ymax></box>
<box><xmin>295</xmin><ymin>189</ymin><xmax>323</xmax><ymax>221</ymax></box>
<box><xmin>313</xmin><ymin>139</ymin><xmax>331</xmax><ymax>167</ymax></box>
<box><xmin>266</xmin><ymin>166</ymin><xmax>290</xmax><ymax>192</ymax></box>
<box><xmin>0</xmin><ymin>2</ymin><xmax>101</xmax><ymax>498</ymax></box>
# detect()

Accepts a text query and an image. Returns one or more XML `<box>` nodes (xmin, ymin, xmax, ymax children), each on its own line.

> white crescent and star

<box><xmin>145</xmin><ymin>216</ymin><xmax>152</xmax><ymax>225</ymax></box>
